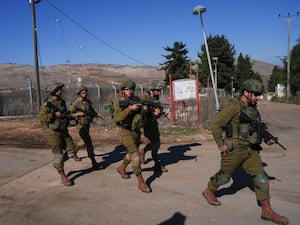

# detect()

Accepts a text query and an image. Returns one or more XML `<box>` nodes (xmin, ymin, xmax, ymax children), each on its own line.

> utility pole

<box><xmin>29</xmin><ymin>0</ymin><xmax>42</xmax><ymax>113</ymax></box>
<box><xmin>279</xmin><ymin>12</ymin><xmax>299</xmax><ymax>97</ymax></box>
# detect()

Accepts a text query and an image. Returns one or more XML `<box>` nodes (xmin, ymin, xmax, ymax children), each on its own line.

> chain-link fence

<box><xmin>0</xmin><ymin>82</ymin><xmax>228</xmax><ymax>128</ymax></box>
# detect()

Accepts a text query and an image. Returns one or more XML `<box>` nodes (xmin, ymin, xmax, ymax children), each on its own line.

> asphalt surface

<box><xmin>0</xmin><ymin>101</ymin><xmax>299</xmax><ymax>225</ymax></box>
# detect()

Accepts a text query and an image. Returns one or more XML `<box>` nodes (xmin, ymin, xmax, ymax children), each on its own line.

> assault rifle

<box><xmin>46</xmin><ymin>101</ymin><xmax>74</xmax><ymax>120</ymax></box>
<box><xmin>73</xmin><ymin>107</ymin><xmax>104</xmax><ymax>120</ymax></box>
<box><xmin>119</xmin><ymin>96</ymin><xmax>169</xmax><ymax>118</ymax></box>
<box><xmin>239</xmin><ymin>112</ymin><xmax>287</xmax><ymax>150</ymax></box>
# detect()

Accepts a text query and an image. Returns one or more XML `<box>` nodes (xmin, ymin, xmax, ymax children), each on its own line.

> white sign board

<box><xmin>172</xmin><ymin>79</ymin><xmax>196</xmax><ymax>101</ymax></box>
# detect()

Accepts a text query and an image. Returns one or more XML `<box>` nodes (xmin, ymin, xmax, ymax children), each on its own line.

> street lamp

<box><xmin>231</xmin><ymin>76</ymin><xmax>234</xmax><ymax>98</ymax></box>
<box><xmin>193</xmin><ymin>5</ymin><xmax>220</xmax><ymax>111</ymax></box>
<box><xmin>213</xmin><ymin>57</ymin><xmax>218</xmax><ymax>93</ymax></box>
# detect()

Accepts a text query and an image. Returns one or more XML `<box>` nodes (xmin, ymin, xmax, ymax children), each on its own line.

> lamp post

<box><xmin>193</xmin><ymin>5</ymin><xmax>220</xmax><ymax>111</ymax></box>
<box><xmin>213</xmin><ymin>57</ymin><xmax>218</xmax><ymax>94</ymax></box>
<box><xmin>231</xmin><ymin>76</ymin><xmax>234</xmax><ymax>98</ymax></box>
<box><xmin>279</xmin><ymin>12</ymin><xmax>299</xmax><ymax>97</ymax></box>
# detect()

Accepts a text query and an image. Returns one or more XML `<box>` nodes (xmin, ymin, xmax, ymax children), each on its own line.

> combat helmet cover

<box><xmin>240</xmin><ymin>79</ymin><xmax>264</xmax><ymax>95</ymax></box>
<box><xmin>150</xmin><ymin>80</ymin><xmax>166</xmax><ymax>90</ymax></box>
<box><xmin>77</xmin><ymin>85</ymin><xmax>88</xmax><ymax>95</ymax></box>
<box><xmin>121</xmin><ymin>79</ymin><xmax>136</xmax><ymax>91</ymax></box>
<box><xmin>46</xmin><ymin>82</ymin><xmax>64</xmax><ymax>95</ymax></box>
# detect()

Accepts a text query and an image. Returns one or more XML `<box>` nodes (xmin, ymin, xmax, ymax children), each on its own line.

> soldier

<box><xmin>70</xmin><ymin>85</ymin><xmax>100</xmax><ymax>169</ymax></box>
<box><xmin>113</xmin><ymin>79</ymin><xmax>150</xmax><ymax>193</ymax></box>
<box><xmin>139</xmin><ymin>80</ymin><xmax>168</xmax><ymax>174</ymax></box>
<box><xmin>202</xmin><ymin>79</ymin><xmax>289</xmax><ymax>225</ymax></box>
<box><xmin>39</xmin><ymin>83</ymin><xmax>81</xmax><ymax>186</ymax></box>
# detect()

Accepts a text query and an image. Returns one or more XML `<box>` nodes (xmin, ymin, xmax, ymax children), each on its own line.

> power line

<box><xmin>44</xmin><ymin>0</ymin><xmax>147</xmax><ymax>66</ymax></box>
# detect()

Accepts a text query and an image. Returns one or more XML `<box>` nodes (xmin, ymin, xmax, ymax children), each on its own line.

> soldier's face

<box><xmin>244</xmin><ymin>90</ymin><xmax>260</xmax><ymax>105</ymax></box>
<box><xmin>55</xmin><ymin>89</ymin><xmax>62</xmax><ymax>97</ymax></box>
<box><xmin>80</xmin><ymin>91</ymin><xmax>87</xmax><ymax>99</ymax></box>
<box><xmin>151</xmin><ymin>89</ymin><xmax>161</xmax><ymax>97</ymax></box>
<box><xmin>124</xmin><ymin>88</ymin><xmax>133</xmax><ymax>97</ymax></box>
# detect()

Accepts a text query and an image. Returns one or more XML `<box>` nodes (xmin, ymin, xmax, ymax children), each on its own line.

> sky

<box><xmin>1</xmin><ymin>0</ymin><xmax>299</xmax><ymax>67</ymax></box>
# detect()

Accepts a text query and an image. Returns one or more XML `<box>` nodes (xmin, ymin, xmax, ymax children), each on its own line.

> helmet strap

<box><xmin>242</xmin><ymin>92</ymin><xmax>257</xmax><ymax>106</ymax></box>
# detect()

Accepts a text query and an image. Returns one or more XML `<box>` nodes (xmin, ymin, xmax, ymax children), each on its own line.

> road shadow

<box><xmin>145</xmin><ymin>143</ymin><xmax>200</xmax><ymax>187</ymax></box>
<box><xmin>67</xmin><ymin>145</ymin><xmax>126</xmax><ymax>183</ymax></box>
<box><xmin>156</xmin><ymin>212</ymin><xmax>186</xmax><ymax>225</ymax></box>
<box><xmin>95</xmin><ymin>145</ymin><xmax>127</xmax><ymax>169</ymax></box>
<box><xmin>215</xmin><ymin>162</ymin><xmax>276</xmax><ymax>198</ymax></box>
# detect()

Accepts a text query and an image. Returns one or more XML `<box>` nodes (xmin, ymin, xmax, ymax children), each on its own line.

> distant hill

<box><xmin>0</xmin><ymin>60</ymin><xmax>275</xmax><ymax>91</ymax></box>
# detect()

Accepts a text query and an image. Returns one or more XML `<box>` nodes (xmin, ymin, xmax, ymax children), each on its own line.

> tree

<box><xmin>290</xmin><ymin>39</ymin><xmax>300</xmax><ymax>94</ymax></box>
<box><xmin>235</xmin><ymin>53</ymin><xmax>262</xmax><ymax>91</ymax></box>
<box><xmin>197</xmin><ymin>35</ymin><xmax>235</xmax><ymax>92</ymax></box>
<box><xmin>160</xmin><ymin>41</ymin><xmax>190</xmax><ymax>84</ymax></box>
<box><xmin>268</xmin><ymin>66</ymin><xmax>285</xmax><ymax>92</ymax></box>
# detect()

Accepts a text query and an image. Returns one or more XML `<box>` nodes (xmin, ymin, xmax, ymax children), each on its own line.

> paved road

<box><xmin>0</xmin><ymin>101</ymin><xmax>299</xmax><ymax>225</ymax></box>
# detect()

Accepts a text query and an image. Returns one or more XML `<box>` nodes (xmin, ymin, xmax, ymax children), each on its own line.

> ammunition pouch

<box><xmin>225</xmin><ymin>123</ymin><xmax>233</xmax><ymax>138</ymax></box>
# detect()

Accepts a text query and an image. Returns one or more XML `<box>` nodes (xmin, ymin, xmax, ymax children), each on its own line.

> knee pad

<box><xmin>53</xmin><ymin>153</ymin><xmax>64</xmax><ymax>170</ymax></box>
<box><xmin>216</xmin><ymin>170</ymin><xmax>231</xmax><ymax>186</ymax></box>
<box><xmin>254</xmin><ymin>172</ymin><xmax>269</xmax><ymax>195</ymax></box>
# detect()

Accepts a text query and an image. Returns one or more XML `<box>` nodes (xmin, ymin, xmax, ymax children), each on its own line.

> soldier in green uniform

<box><xmin>202</xmin><ymin>79</ymin><xmax>289</xmax><ymax>225</ymax></box>
<box><xmin>113</xmin><ymin>79</ymin><xmax>150</xmax><ymax>193</ymax></box>
<box><xmin>70</xmin><ymin>85</ymin><xmax>100</xmax><ymax>169</ymax></box>
<box><xmin>39</xmin><ymin>83</ymin><xmax>81</xmax><ymax>186</ymax></box>
<box><xmin>139</xmin><ymin>80</ymin><xmax>168</xmax><ymax>174</ymax></box>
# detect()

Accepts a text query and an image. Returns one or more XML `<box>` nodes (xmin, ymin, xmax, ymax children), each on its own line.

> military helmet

<box><xmin>46</xmin><ymin>82</ymin><xmax>64</xmax><ymax>95</ymax></box>
<box><xmin>150</xmin><ymin>80</ymin><xmax>166</xmax><ymax>90</ymax></box>
<box><xmin>240</xmin><ymin>79</ymin><xmax>264</xmax><ymax>95</ymax></box>
<box><xmin>120</xmin><ymin>79</ymin><xmax>136</xmax><ymax>91</ymax></box>
<box><xmin>77</xmin><ymin>85</ymin><xmax>88</xmax><ymax>95</ymax></box>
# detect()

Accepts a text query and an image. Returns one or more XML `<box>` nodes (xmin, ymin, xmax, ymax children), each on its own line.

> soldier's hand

<box><xmin>76</xmin><ymin>112</ymin><xmax>85</xmax><ymax>117</ymax></box>
<box><xmin>153</xmin><ymin>107</ymin><xmax>161</xmax><ymax>116</ymax></box>
<box><xmin>266</xmin><ymin>139</ymin><xmax>275</xmax><ymax>145</ymax></box>
<box><xmin>129</xmin><ymin>103</ymin><xmax>141</xmax><ymax>111</ymax></box>
<box><xmin>219</xmin><ymin>144</ymin><xmax>228</xmax><ymax>155</ymax></box>
<box><xmin>55</xmin><ymin>111</ymin><xmax>62</xmax><ymax>118</ymax></box>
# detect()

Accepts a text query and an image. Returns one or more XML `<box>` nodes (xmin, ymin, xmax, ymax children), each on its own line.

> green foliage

<box><xmin>161</xmin><ymin>126</ymin><xmax>202</xmax><ymax>137</ymax></box>
<box><xmin>268</xmin><ymin>66</ymin><xmax>285</xmax><ymax>92</ymax></box>
<box><xmin>160</xmin><ymin>41</ymin><xmax>191</xmax><ymax>84</ymax></box>
<box><xmin>235</xmin><ymin>54</ymin><xmax>262</xmax><ymax>92</ymax></box>
<box><xmin>197</xmin><ymin>35</ymin><xmax>235</xmax><ymax>91</ymax></box>
<box><xmin>290</xmin><ymin>40</ymin><xmax>300</xmax><ymax>94</ymax></box>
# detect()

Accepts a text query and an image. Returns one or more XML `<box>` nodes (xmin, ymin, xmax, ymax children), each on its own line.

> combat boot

<box><xmin>58</xmin><ymin>170</ymin><xmax>73</xmax><ymax>186</ymax></box>
<box><xmin>202</xmin><ymin>187</ymin><xmax>221</xmax><ymax>206</ymax></box>
<box><xmin>117</xmin><ymin>163</ymin><xmax>130</xmax><ymax>179</ymax></box>
<box><xmin>260</xmin><ymin>199</ymin><xmax>289</xmax><ymax>225</ymax></box>
<box><xmin>136</xmin><ymin>174</ymin><xmax>151</xmax><ymax>193</ymax></box>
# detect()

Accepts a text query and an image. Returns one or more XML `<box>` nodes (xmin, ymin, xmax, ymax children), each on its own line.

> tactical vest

<box><xmin>226</xmin><ymin>99</ymin><xmax>262</xmax><ymax>145</ymax></box>
<box><xmin>114</xmin><ymin>95</ymin><xmax>142</xmax><ymax>130</ymax></box>
<box><xmin>43</xmin><ymin>98</ymin><xmax>70</xmax><ymax>130</ymax></box>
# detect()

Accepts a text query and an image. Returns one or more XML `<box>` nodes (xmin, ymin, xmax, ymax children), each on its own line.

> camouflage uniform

<box><xmin>202</xmin><ymin>79</ymin><xmax>289</xmax><ymax>225</ymax></box>
<box><xmin>39</xmin><ymin>83</ymin><xmax>79</xmax><ymax>186</ymax></box>
<box><xmin>208</xmin><ymin>97</ymin><xmax>269</xmax><ymax>201</ymax></box>
<box><xmin>113</xmin><ymin>94</ymin><xmax>142</xmax><ymax>175</ymax></box>
<box><xmin>70</xmin><ymin>85</ymin><xmax>98</xmax><ymax>167</ymax></box>
<box><xmin>114</xmin><ymin>79</ymin><xmax>150</xmax><ymax>193</ymax></box>
<box><xmin>140</xmin><ymin>80</ymin><xmax>167</xmax><ymax>173</ymax></box>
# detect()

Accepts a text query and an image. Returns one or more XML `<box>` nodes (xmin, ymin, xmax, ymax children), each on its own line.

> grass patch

<box><xmin>161</xmin><ymin>126</ymin><xmax>204</xmax><ymax>137</ymax></box>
